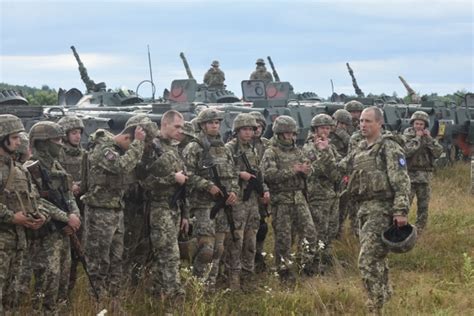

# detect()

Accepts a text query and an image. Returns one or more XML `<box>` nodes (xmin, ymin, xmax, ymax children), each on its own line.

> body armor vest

<box><xmin>60</xmin><ymin>144</ymin><xmax>83</xmax><ymax>182</ymax></box>
<box><xmin>268</xmin><ymin>144</ymin><xmax>306</xmax><ymax>193</ymax></box>
<box><xmin>407</xmin><ymin>146</ymin><xmax>435</xmax><ymax>172</ymax></box>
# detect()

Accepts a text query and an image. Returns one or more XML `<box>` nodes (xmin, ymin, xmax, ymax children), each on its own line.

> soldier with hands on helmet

<box><xmin>203</xmin><ymin>60</ymin><xmax>226</xmax><ymax>89</ymax></box>
<box><xmin>261</xmin><ymin>115</ymin><xmax>318</xmax><ymax>283</ymax></box>
<box><xmin>250</xmin><ymin>58</ymin><xmax>274</xmax><ymax>83</ymax></box>
<box><xmin>182</xmin><ymin>108</ymin><xmax>238</xmax><ymax>292</ymax></box>
<box><xmin>403</xmin><ymin>111</ymin><xmax>443</xmax><ymax>232</ymax></box>
<box><xmin>303</xmin><ymin>114</ymin><xmax>340</xmax><ymax>273</ymax></box>
<box><xmin>344</xmin><ymin>106</ymin><xmax>411</xmax><ymax>314</ymax></box>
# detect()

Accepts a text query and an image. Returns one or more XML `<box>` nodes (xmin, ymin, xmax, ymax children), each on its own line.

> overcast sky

<box><xmin>1</xmin><ymin>0</ymin><xmax>473</xmax><ymax>99</ymax></box>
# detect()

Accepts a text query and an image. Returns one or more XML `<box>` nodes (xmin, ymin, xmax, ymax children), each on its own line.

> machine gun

<box><xmin>267</xmin><ymin>56</ymin><xmax>281</xmax><ymax>82</ymax></box>
<box><xmin>70</xmin><ymin>46</ymin><xmax>106</xmax><ymax>93</ymax></box>
<box><xmin>179</xmin><ymin>52</ymin><xmax>195</xmax><ymax>80</ymax></box>
<box><xmin>346</xmin><ymin>62</ymin><xmax>365</xmax><ymax>97</ymax></box>
<box><xmin>399</xmin><ymin>75</ymin><xmax>421</xmax><ymax>104</ymax></box>
<box><xmin>239</xmin><ymin>152</ymin><xmax>265</xmax><ymax>202</ymax></box>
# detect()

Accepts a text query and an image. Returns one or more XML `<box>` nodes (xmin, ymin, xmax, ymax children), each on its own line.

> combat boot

<box><xmin>228</xmin><ymin>272</ymin><xmax>241</xmax><ymax>291</ymax></box>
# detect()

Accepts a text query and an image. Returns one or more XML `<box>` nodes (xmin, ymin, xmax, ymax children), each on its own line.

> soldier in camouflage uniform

<box><xmin>261</xmin><ymin>115</ymin><xmax>318</xmax><ymax>282</ymax></box>
<box><xmin>330</xmin><ymin>109</ymin><xmax>352</xmax><ymax>157</ymax></box>
<box><xmin>303</xmin><ymin>114</ymin><xmax>340</xmax><ymax>272</ymax></box>
<box><xmin>0</xmin><ymin>115</ymin><xmax>49</xmax><ymax>313</ymax></box>
<box><xmin>57</xmin><ymin>116</ymin><xmax>86</xmax><ymax>296</ymax></box>
<box><xmin>345</xmin><ymin>100</ymin><xmax>364</xmax><ymax>136</ymax></box>
<box><xmin>182</xmin><ymin>109</ymin><xmax>238</xmax><ymax>291</ymax></box>
<box><xmin>344</xmin><ymin>107</ymin><xmax>410</xmax><ymax>314</ymax></box>
<box><xmin>82</xmin><ymin>123</ymin><xmax>145</xmax><ymax>302</ymax></box>
<box><xmin>139</xmin><ymin>110</ymin><xmax>190</xmax><ymax>306</ymax></box>
<box><xmin>225</xmin><ymin>113</ymin><xmax>267</xmax><ymax>289</ymax></box>
<box><xmin>178</xmin><ymin>121</ymin><xmax>197</xmax><ymax>155</ymax></box>
<box><xmin>403</xmin><ymin>111</ymin><xmax>443</xmax><ymax>231</ymax></box>
<box><xmin>250</xmin><ymin>58</ymin><xmax>274</xmax><ymax>83</ymax></box>
<box><xmin>203</xmin><ymin>60</ymin><xmax>226</xmax><ymax>89</ymax></box>
<box><xmin>249</xmin><ymin>111</ymin><xmax>271</xmax><ymax>272</ymax></box>
<box><xmin>27</xmin><ymin>121</ymin><xmax>81</xmax><ymax>312</ymax></box>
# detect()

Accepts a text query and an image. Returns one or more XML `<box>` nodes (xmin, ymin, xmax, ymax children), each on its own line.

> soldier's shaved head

<box><xmin>162</xmin><ymin>110</ymin><xmax>183</xmax><ymax>125</ymax></box>
<box><xmin>362</xmin><ymin>106</ymin><xmax>384</xmax><ymax>123</ymax></box>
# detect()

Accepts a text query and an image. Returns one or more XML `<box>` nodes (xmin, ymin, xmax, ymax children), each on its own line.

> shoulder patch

<box><xmin>399</xmin><ymin>157</ymin><xmax>406</xmax><ymax>167</ymax></box>
<box><xmin>105</xmin><ymin>149</ymin><xmax>118</xmax><ymax>161</ymax></box>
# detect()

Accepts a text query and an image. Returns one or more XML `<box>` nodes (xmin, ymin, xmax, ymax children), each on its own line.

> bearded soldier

<box><xmin>403</xmin><ymin>111</ymin><xmax>443</xmax><ymax>232</ymax></box>
<box><xmin>250</xmin><ymin>58</ymin><xmax>274</xmax><ymax>83</ymax></box>
<box><xmin>27</xmin><ymin>121</ymin><xmax>81</xmax><ymax>312</ymax></box>
<box><xmin>303</xmin><ymin>114</ymin><xmax>340</xmax><ymax>272</ymax></box>
<box><xmin>182</xmin><ymin>108</ymin><xmax>238</xmax><ymax>291</ymax></box>
<box><xmin>203</xmin><ymin>60</ymin><xmax>226</xmax><ymax>89</ymax></box>
<box><xmin>261</xmin><ymin>115</ymin><xmax>318</xmax><ymax>283</ymax></box>
<box><xmin>82</xmin><ymin>122</ymin><xmax>145</xmax><ymax>306</ymax></box>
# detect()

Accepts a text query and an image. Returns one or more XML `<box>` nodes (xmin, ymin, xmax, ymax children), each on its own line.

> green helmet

<box><xmin>311</xmin><ymin>114</ymin><xmax>335</xmax><ymax>128</ymax></box>
<box><xmin>211</xmin><ymin>60</ymin><xmax>220</xmax><ymax>67</ymax></box>
<box><xmin>29</xmin><ymin>121</ymin><xmax>65</xmax><ymax>144</ymax></box>
<box><xmin>333</xmin><ymin>109</ymin><xmax>352</xmax><ymax>126</ymax></box>
<box><xmin>344</xmin><ymin>100</ymin><xmax>364</xmax><ymax>112</ymax></box>
<box><xmin>256</xmin><ymin>58</ymin><xmax>265</xmax><ymax>65</ymax></box>
<box><xmin>17</xmin><ymin>132</ymin><xmax>30</xmax><ymax>155</ymax></box>
<box><xmin>196</xmin><ymin>108</ymin><xmax>224</xmax><ymax>124</ymax></box>
<box><xmin>272</xmin><ymin>115</ymin><xmax>297</xmax><ymax>134</ymax></box>
<box><xmin>381</xmin><ymin>224</ymin><xmax>417</xmax><ymax>254</ymax></box>
<box><xmin>232</xmin><ymin>113</ymin><xmax>258</xmax><ymax>132</ymax></box>
<box><xmin>0</xmin><ymin>114</ymin><xmax>25</xmax><ymax>139</ymax></box>
<box><xmin>57</xmin><ymin>116</ymin><xmax>84</xmax><ymax>133</ymax></box>
<box><xmin>182</xmin><ymin>121</ymin><xmax>196</xmax><ymax>137</ymax></box>
<box><xmin>249</xmin><ymin>111</ymin><xmax>266</xmax><ymax>128</ymax></box>
<box><xmin>125</xmin><ymin>114</ymin><xmax>158</xmax><ymax>138</ymax></box>
<box><xmin>410</xmin><ymin>111</ymin><xmax>430</xmax><ymax>127</ymax></box>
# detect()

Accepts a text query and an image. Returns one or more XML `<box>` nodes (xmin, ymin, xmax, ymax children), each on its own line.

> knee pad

<box><xmin>256</xmin><ymin>221</ymin><xmax>268</xmax><ymax>243</ymax></box>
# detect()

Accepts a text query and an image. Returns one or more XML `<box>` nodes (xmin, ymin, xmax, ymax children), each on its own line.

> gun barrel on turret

<box><xmin>70</xmin><ymin>46</ymin><xmax>98</xmax><ymax>93</ymax></box>
<box><xmin>267</xmin><ymin>56</ymin><xmax>281</xmax><ymax>82</ymax></box>
<box><xmin>398</xmin><ymin>76</ymin><xmax>421</xmax><ymax>104</ymax></box>
<box><xmin>346</xmin><ymin>62</ymin><xmax>365</xmax><ymax>98</ymax></box>
<box><xmin>179</xmin><ymin>52</ymin><xmax>195</xmax><ymax>80</ymax></box>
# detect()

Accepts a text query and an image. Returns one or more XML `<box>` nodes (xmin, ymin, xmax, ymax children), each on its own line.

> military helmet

<box><xmin>311</xmin><ymin>113</ymin><xmax>335</xmax><ymax>128</ymax></box>
<box><xmin>211</xmin><ymin>60</ymin><xmax>220</xmax><ymax>67</ymax></box>
<box><xmin>232</xmin><ymin>113</ymin><xmax>258</xmax><ymax>132</ymax></box>
<box><xmin>272</xmin><ymin>115</ymin><xmax>297</xmax><ymax>134</ymax></box>
<box><xmin>57</xmin><ymin>116</ymin><xmax>84</xmax><ymax>133</ymax></box>
<box><xmin>125</xmin><ymin>114</ymin><xmax>158</xmax><ymax>138</ymax></box>
<box><xmin>249</xmin><ymin>111</ymin><xmax>266</xmax><ymax>128</ymax></box>
<box><xmin>182</xmin><ymin>121</ymin><xmax>196</xmax><ymax>137</ymax></box>
<box><xmin>381</xmin><ymin>224</ymin><xmax>417</xmax><ymax>254</ymax></box>
<box><xmin>29</xmin><ymin>121</ymin><xmax>65</xmax><ymax>143</ymax></box>
<box><xmin>333</xmin><ymin>109</ymin><xmax>353</xmax><ymax>126</ymax></box>
<box><xmin>196</xmin><ymin>108</ymin><xmax>224</xmax><ymax>124</ymax></box>
<box><xmin>17</xmin><ymin>132</ymin><xmax>30</xmax><ymax>155</ymax></box>
<box><xmin>410</xmin><ymin>111</ymin><xmax>430</xmax><ymax>127</ymax></box>
<box><xmin>344</xmin><ymin>100</ymin><xmax>364</xmax><ymax>112</ymax></box>
<box><xmin>256</xmin><ymin>58</ymin><xmax>265</xmax><ymax>65</ymax></box>
<box><xmin>0</xmin><ymin>114</ymin><xmax>25</xmax><ymax>139</ymax></box>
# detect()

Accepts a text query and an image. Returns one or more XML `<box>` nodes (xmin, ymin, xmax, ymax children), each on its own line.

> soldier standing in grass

<box><xmin>403</xmin><ymin>111</ymin><xmax>443</xmax><ymax>232</ymax></box>
<box><xmin>344</xmin><ymin>107</ymin><xmax>410</xmax><ymax>314</ymax></box>
<box><xmin>261</xmin><ymin>115</ymin><xmax>318</xmax><ymax>283</ymax></box>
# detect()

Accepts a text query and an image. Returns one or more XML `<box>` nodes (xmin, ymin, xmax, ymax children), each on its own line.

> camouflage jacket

<box><xmin>252</xmin><ymin>136</ymin><xmax>270</xmax><ymax>161</ymax></box>
<box><xmin>82</xmin><ymin>129</ymin><xmax>144</xmax><ymax>209</ymax></box>
<box><xmin>182</xmin><ymin>132</ymin><xmax>238</xmax><ymax>207</ymax></box>
<box><xmin>329</xmin><ymin>127</ymin><xmax>350</xmax><ymax>158</ymax></box>
<box><xmin>250</xmin><ymin>66</ymin><xmax>273</xmax><ymax>82</ymax></box>
<box><xmin>203</xmin><ymin>68</ymin><xmax>225</xmax><ymax>88</ymax></box>
<box><xmin>345</xmin><ymin>134</ymin><xmax>410</xmax><ymax>215</ymax></box>
<box><xmin>261</xmin><ymin>137</ymin><xmax>312</xmax><ymax>204</ymax></box>
<box><xmin>59</xmin><ymin>142</ymin><xmax>85</xmax><ymax>182</ymax></box>
<box><xmin>303</xmin><ymin>139</ymin><xmax>340</xmax><ymax>200</ymax></box>
<box><xmin>403</xmin><ymin>127</ymin><xmax>444</xmax><ymax>183</ymax></box>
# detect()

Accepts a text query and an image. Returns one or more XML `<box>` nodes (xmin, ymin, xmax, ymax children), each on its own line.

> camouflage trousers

<box><xmin>272</xmin><ymin>201</ymin><xmax>317</xmax><ymax>272</ymax></box>
<box><xmin>409</xmin><ymin>182</ymin><xmax>431</xmax><ymax>231</ymax></box>
<box><xmin>357</xmin><ymin>200</ymin><xmax>393</xmax><ymax>311</ymax></box>
<box><xmin>149</xmin><ymin>201</ymin><xmax>183</xmax><ymax>298</ymax></box>
<box><xmin>84</xmin><ymin>206</ymin><xmax>124</xmax><ymax>298</ymax></box>
<box><xmin>225</xmin><ymin>195</ymin><xmax>260</xmax><ymax>275</ymax></box>
<box><xmin>0</xmin><ymin>233</ymin><xmax>17</xmax><ymax>314</ymax></box>
<box><xmin>309</xmin><ymin>197</ymin><xmax>339</xmax><ymax>259</ymax></box>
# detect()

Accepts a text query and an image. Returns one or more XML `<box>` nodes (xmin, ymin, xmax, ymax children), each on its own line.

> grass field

<box><xmin>19</xmin><ymin>162</ymin><xmax>474</xmax><ymax>315</ymax></box>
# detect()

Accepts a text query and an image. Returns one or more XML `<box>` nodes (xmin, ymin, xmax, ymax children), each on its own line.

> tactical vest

<box><xmin>267</xmin><ymin>144</ymin><xmax>306</xmax><ymax>193</ymax></box>
<box><xmin>60</xmin><ymin>145</ymin><xmax>83</xmax><ymax>182</ymax></box>
<box><xmin>348</xmin><ymin>141</ymin><xmax>394</xmax><ymax>201</ymax></box>
<box><xmin>196</xmin><ymin>144</ymin><xmax>234</xmax><ymax>181</ymax></box>
<box><xmin>407</xmin><ymin>146</ymin><xmax>435</xmax><ymax>172</ymax></box>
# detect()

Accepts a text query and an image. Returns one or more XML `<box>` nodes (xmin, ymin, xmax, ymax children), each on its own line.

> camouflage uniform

<box><xmin>27</xmin><ymin>121</ymin><xmax>80</xmax><ymax>311</ymax></box>
<box><xmin>403</xmin><ymin>115</ymin><xmax>443</xmax><ymax>231</ymax></box>
<box><xmin>346</xmin><ymin>134</ymin><xmax>410</xmax><ymax>312</ymax></box>
<box><xmin>261</xmin><ymin>116</ymin><xmax>318</xmax><ymax>279</ymax></box>
<box><xmin>140</xmin><ymin>135</ymin><xmax>189</xmax><ymax>298</ymax></box>
<box><xmin>330</xmin><ymin>109</ymin><xmax>353</xmax><ymax>157</ymax></box>
<box><xmin>82</xmin><ymin>129</ymin><xmax>144</xmax><ymax>298</ymax></box>
<box><xmin>182</xmin><ymin>109</ymin><xmax>238</xmax><ymax>288</ymax></box>
<box><xmin>250</xmin><ymin>66</ymin><xmax>274</xmax><ymax>82</ymax></box>
<box><xmin>203</xmin><ymin>60</ymin><xmax>225</xmax><ymax>89</ymax></box>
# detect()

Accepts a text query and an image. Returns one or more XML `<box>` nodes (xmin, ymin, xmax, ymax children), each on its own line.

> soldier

<box><xmin>330</xmin><ymin>109</ymin><xmax>352</xmax><ymax>157</ymax></box>
<box><xmin>261</xmin><ymin>115</ymin><xmax>318</xmax><ymax>283</ymax></box>
<box><xmin>182</xmin><ymin>108</ymin><xmax>238</xmax><ymax>291</ymax></box>
<box><xmin>225</xmin><ymin>113</ymin><xmax>267</xmax><ymax>289</ymax></box>
<box><xmin>250</xmin><ymin>58</ymin><xmax>274</xmax><ymax>83</ymax></box>
<box><xmin>403</xmin><ymin>111</ymin><xmax>443</xmax><ymax>232</ymax></box>
<box><xmin>27</xmin><ymin>121</ymin><xmax>81</xmax><ymax>312</ymax></box>
<box><xmin>0</xmin><ymin>115</ymin><xmax>48</xmax><ymax>313</ymax></box>
<box><xmin>178</xmin><ymin>121</ymin><xmax>197</xmax><ymax>155</ymax></box>
<box><xmin>57</xmin><ymin>116</ymin><xmax>85</xmax><ymax>296</ymax></box>
<box><xmin>249</xmin><ymin>111</ymin><xmax>270</xmax><ymax>272</ymax></box>
<box><xmin>303</xmin><ymin>114</ymin><xmax>340</xmax><ymax>272</ymax></box>
<box><xmin>203</xmin><ymin>60</ymin><xmax>226</xmax><ymax>89</ymax></box>
<box><xmin>81</xmin><ymin>122</ymin><xmax>145</xmax><ymax>304</ymax></box>
<box><xmin>344</xmin><ymin>100</ymin><xmax>365</xmax><ymax>135</ymax></box>
<box><xmin>344</xmin><ymin>106</ymin><xmax>410</xmax><ymax>314</ymax></box>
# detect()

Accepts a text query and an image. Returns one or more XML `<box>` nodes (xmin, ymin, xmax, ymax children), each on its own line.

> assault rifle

<box><xmin>239</xmin><ymin>152</ymin><xmax>265</xmax><ymax>202</ymax></box>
